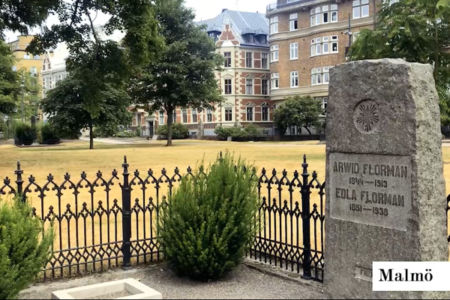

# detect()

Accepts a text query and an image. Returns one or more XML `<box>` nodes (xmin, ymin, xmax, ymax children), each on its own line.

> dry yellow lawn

<box><xmin>0</xmin><ymin>139</ymin><xmax>448</xmax><ymax>276</ymax></box>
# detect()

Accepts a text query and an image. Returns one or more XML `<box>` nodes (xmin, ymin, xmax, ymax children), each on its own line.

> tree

<box><xmin>130</xmin><ymin>0</ymin><xmax>223</xmax><ymax>146</ymax></box>
<box><xmin>348</xmin><ymin>0</ymin><xmax>450</xmax><ymax>124</ymax></box>
<box><xmin>43</xmin><ymin>43</ymin><xmax>131</xmax><ymax>149</ymax></box>
<box><xmin>25</xmin><ymin>0</ymin><xmax>162</xmax><ymax>149</ymax></box>
<box><xmin>274</xmin><ymin>96</ymin><xmax>323</xmax><ymax>136</ymax></box>
<box><xmin>16</xmin><ymin>70</ymin><xmax>40</xmax><ymax>122</ymax></box>
<box><xmin>0</xmin><ymin>39</ymin><xmax>18</xmax><ymax>115</ymax></box>
<box><xmin>27</xmin><ymin>0</ymin><xmax>161</xmax><ymax>68</ymax></box>
<box><xmin>0</xmin><ymin>0</ymin><xmax>59</xmax><ymax>38</ymax></box>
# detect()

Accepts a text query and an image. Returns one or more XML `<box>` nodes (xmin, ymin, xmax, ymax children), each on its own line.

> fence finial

<box><xmin>123</xmin><ymin>156</ymin><xmax>128</xmax><ymax>164</ymax></box>
<box><xmin>219</xmin><ymin>151</ymin><xmax>223</xmax><ymax>159</ymax></box>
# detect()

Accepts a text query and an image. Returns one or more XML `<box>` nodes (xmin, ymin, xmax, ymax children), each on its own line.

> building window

<box><xmin>270</xmin><ymin>16</ymin><xmax>278</xmax><ymax>34</ymax></box>
<box><xmin>159</xmin><ymin>111</ymin><xmax>165</xmax><ymax>125</ymax></box>
<box><xmin>271</xmin><ymin>45</ymin><xmax>279</xmax><ymax>62</ymax></box>
<box><xmin>246</xmin><ymin>106</ymin><xmax>254</xmax><ymax>121</ymax></box>
<box><xmin>262</xmin><ymin>105</ymin><xmax>269</xmax><ymax>121</ymax></box>
<box><xmin>246</xmin><ymin>52</ymin><xmax>253</xmax><ymax>68</ymax></box>
<box><xmin>172</xmin><ymin>110</ymin><xmax>177</xmax><ymax>123</ymax></box>
<box><xmin>271</xmin><ymin>73</ymin><xmax>279</xmax><ymax>89</ymax></box>
<box><xmin>224</xmin><ymin>52</ymin><xmax>232</xmax><ymax>67</ymax></box>
<box><xmin>182</xmin><ymin>109</ymin><xmax>188</xmax><ymax>123</ymax></box>
<box><xmin>289</xmin><ymin>13</ymin><xmax>298</xmax><ymax>31</ymax></box>
<box><xmin>225</xmin><ymin>107</ymin><xmax>233</xmax><ymax>121</ymax></box>
<box><xmin>192</xmin><ymin>109</ymin><xmax>198</xmax><ymax>123</ymax></box>
<box><xmin>262</xmin><ymin>79</ymin><xmax>268</xmax><ymax>95</ymax></box>
<box><xmin>290</xmin><ymin>71</ymin><xmax>299</xmax><ymax>88</ymax></box>
<box><xmin>246</xmin><ymin>79</ymin><xmax>253</xmax><ymax>95</ymax></box>
<box><xmin>207</xmin><ymin>108</ymin><xmax>213</xmax><ymax>122</ymax></box>
<box><xmin>353</xmin><ymin>0</ymin><xmax>369</xmax><ymax>19</ymax></box>
<box><xmin>322</xmin><ymin>97</ymin><xmax>328</xmax><ymax>111</ymax></box>
<box><xmin>311</xmin><ymin>67</ymin><xmax>331</xmax><ymax>86</ymax></box>
<box><xmin>290</xmin><ymin>42</ymin><xmax>298</xmax><ymax>60</ymax></box>
<box><xmin>262</xmin><ymin>53</ymin><xmax>268</xmax><ymax>69</ymax></box>
<box><xmin>224</xmin><ymin>79</ymin><xmax>232</xmax><ymax>95</ymax></box>
<box><xmin>311</xmin><ymin>36</ymin><xmax>338</xmax><ymax>56</ymax></box>
<box><xmin>310</xmin><ymin>4</ymin><xmax>338</xmax><ymax>26</ymax></box>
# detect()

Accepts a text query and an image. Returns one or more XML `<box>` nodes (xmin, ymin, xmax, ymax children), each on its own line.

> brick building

<box><xmin>267</xmin><ymin>0</ymin><xmax>381</xmax><ymax>114</ymax></box>
<box><xmin>133</xmin><ymin>9</ymin><xmax>274</xmax><ymax>138</ymax></box>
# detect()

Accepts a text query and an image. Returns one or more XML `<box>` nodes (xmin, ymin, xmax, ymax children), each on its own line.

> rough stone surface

<box><xmin>325</xmin><ymin>59</ymin><xmax>448</xmax><ymax>299</ymax></box>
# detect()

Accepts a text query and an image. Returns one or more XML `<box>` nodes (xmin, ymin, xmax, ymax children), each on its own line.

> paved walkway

<box><xmin>20</xmin><ymin>262</ymin><xmax>326</xmax><ymax>299</ymax></box>
<box><xmin>79</xmin><ymin>136</ymin><xmax>151</xmax><ymax>145</ymax></box>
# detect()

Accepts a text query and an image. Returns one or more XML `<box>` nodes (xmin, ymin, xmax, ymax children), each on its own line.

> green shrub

<box><xmin>157</xmin><ymin>123</ymin><xmax>189</xmax><ymax>139</ymax></box>
<box><xmin>159</xmin><ymin>153</ymin><xmax>258</xmax><ymax>280</ymax></box>
<box><xmin>38</xmin><ymin>123</ymin><xmax>60</xmax><ymax>145</ymax></box>
<box><xmin>214</xmin><ymin>126</ymin><xmax>229</xmax><ymax>140</ymax></box>
<box><xmin>135</xmin><ymin>127</ymin><xmax>142</xmax><ymax>137</ymax></box>
<box><xmin>14</xmin><ymin>122</ymin><xmax>37</xmax><ymax>146</ymax></box>
<box><xmin>114</xmin><ymin>130</ymin><xmax>137</xmax><ymax>138</ymax></box>
<box><xmin>214</xmin><ymin>125</ymin><xmax>262</xmax><ymax>141</ymax></box>
<box><xmin>0</xmin><ymin>197</ymin><xmax>53</xmax><ymax>299</ymax></box>
<box><xmin>93</xmin><ymin>124</ymin><xmax>119</xmax><ymax>138</ymax></box>
<box><xmin>243</xmin><ymin>124</ymin><xmax>261</xmax><ymax>139</ymax></box>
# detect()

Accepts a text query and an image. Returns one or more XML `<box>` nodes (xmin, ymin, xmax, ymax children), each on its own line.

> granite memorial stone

<box><xmin>325</xmin><ymin>59</ymin><xmax>448</xmax><ymax>299</ymax></box>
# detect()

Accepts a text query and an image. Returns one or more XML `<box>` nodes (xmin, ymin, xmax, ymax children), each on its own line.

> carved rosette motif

<box><xmin>353</xmin><ymin>100</ymin><xmax>380</xmax><ymax>134</ymax></box>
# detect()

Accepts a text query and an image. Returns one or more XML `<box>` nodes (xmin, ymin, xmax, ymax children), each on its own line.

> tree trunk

<box><xmin>166</xmin><ymin>108</ymin><xmax>173</xmax><ymax>146</ymax></box>
<box><xmin>304</xmin><ymin>126</ymin><xmax>312</xmax><ymax>135</ymax></box>
<box><xmin>89</xmin><ymin>121</ymin><xmax>94</xmax><ymax>150</ymax></box>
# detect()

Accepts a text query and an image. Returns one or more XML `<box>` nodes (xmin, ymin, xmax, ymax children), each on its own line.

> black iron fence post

<box><xmin>15</xmin><ymin>161</ymin><xmax>25</xmax><ymax>202</ymax></box>
<box><xmin>301</xmin><ymin>155</ymin><xmax>312</xmax><ymax>279</ymax></box>
<box><xmin>121</xmin><ymin>156</ymin><xmax>132</xmax><ymax>268</ymax></box>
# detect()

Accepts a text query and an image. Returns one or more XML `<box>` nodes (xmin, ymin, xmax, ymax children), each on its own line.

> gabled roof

<box><xmin>198</xmin><ymin>9</ymin><xmax>269</xmax><ymax>46</ymax></box>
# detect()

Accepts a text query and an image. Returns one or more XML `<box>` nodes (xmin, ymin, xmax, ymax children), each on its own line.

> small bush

<box><xmin>157</xmin><ymin>123</ymin><xmax>189</xmax><ymax>139</ymax></box>
<box><xmin>38</xmin><ymin>123</ymin><xmax>60</xmax><ymax>145</ymax></box>
<box><xmin>214</xmin><ymin>125</ymin><xmax>262</xmax><ymax>141</ymax></box>
<box><xmin>93</xmin><ymin>124</ymin><xmax>119</xmax><ymax>138</ymax></box>
<box><xmin>114</xmin><ymin>130</ymin><xmax>137</xmax><ymax>138</ymax></box>
<box><xmin>159</xmin><ymin>153</ymin><xmax>258</xmax><ymax>280</ymax></box>
<box><xmin>0</xmin><ymin>197</ymin><xmax>53</xmax><ymax>299</ymax></box>
<box><xmin>14</xmin><ymin>122</ymin><xmax>37</xmax><ymax>146</ymax></box>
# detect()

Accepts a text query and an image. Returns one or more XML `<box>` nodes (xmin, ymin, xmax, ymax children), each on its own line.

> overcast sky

<box><xmin>5</xmin><ymin>0</ymin><xmax>272</xmax><ymax>42</ymax></box>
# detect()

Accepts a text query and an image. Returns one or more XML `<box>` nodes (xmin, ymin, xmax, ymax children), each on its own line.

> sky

<box><xmin>4</xmin><ymin>0</ymin><xmax>273</xmax><ymax>42</ymax></box>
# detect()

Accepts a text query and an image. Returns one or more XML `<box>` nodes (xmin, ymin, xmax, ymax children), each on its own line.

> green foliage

<box><xmin>130</xmin><ymin>0</ymin><xmax>223</xmax><ymax>146</ymax></box>
<box><xmin>115</xmin><ymin>130</ymin><xmax>137</xmax><ymax>138</ymax></box>
<box><xmin>214</xmin><ymin>125</ymin><xmax>262</xmax><ymax>141</ymax></box>
<box><xmin>93</xmin><ymin>124</ymin><xmax>119</xmax><ymax>138</ymax></box>
<box><xmin>159</xmin><ymin>153</ymin><xmax>258</xmax><ymax>280</ymax></box>
<box><xmin>14</xmin><ymin>122</ymin><xmax>36</xmax><ymax>146</ymax></box>
<box><xmin>0</xmin><ymin>0</ymin><xmax>58</xmax><ymax>38</ymax></box>
<box><xmin>157</xmin><ymin>123</ymin><xmax>189</xmax><ymax>139</ymax></box>
<box><xmin>348</xmin><ymin>0</ymin><xmax>450</xmax><ymax>124</ymax></box>
<box><xmin>37</xmin><ymin>123</ymin><xmax>60</xmax><ymax>145</ymax></box>
<box><xmin>24</xmin><ymin>0</ymin><xmax>162</xmax><ymax>149</ymax></box>
<box><xmin>0</xmin><ymin>197</ymin><xmax>53</xmax><ymax>299</ymax></box>
<box><xmin>274</xmin><ymin>96</ymin><xmax>323</xmax><ymax>136</ymax></box>
<box><xmin>0</xmin><ymin>40</ymin><xmax>19</xmax><ymax>115</ymax></box>
<box><xmin>42</xmin><ymin>53</ymin><xmax>132</xmax><ymax>149</ymax></box>
<box><xmin>15</xmin><ymin>70</ymin><xmax>40</xmax><ymax>122</ymax></box>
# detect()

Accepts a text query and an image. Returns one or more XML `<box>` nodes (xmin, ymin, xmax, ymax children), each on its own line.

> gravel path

<box><xmin>20</xmin><ymin>262</ymin><xmax>326</xmax><ymax>299</ymax></box>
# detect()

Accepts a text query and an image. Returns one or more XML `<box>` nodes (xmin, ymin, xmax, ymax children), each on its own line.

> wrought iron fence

<box><xmin>0</xmin><ymin>155</ymin><xmax>325</xmax><ymax>282</ymax></box>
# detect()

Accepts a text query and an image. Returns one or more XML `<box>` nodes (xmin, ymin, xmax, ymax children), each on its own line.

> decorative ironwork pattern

<box><xmin>0</xmin><ymin>156</ymin><xmax>325</xmax><ymax>282</ymax></box>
